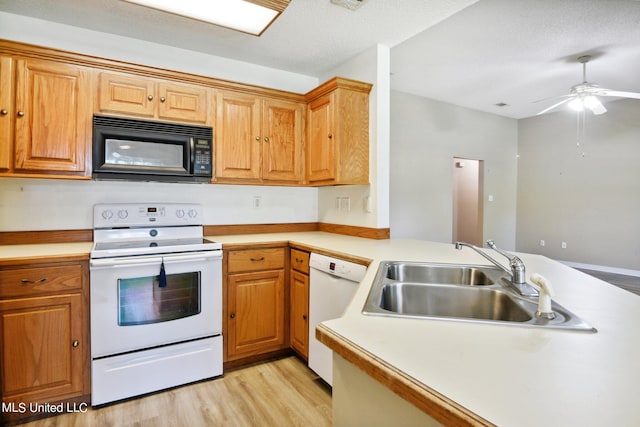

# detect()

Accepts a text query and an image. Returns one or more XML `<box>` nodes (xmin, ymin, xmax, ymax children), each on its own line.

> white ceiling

<box><xmin>1</xmin><ymin>0</ymin><xmax>639</xmax><ymax>119</ymax></box>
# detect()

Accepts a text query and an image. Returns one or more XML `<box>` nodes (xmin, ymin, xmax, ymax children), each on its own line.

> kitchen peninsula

<box><xmin>2</xmin><ymin>231</ymin><xmax>639</xmax><ymax>426</ymax></box>
<box><xmin>210</xmin><ymin>232</ymin><xmax>640</xmax><ymax>427</ymax></box>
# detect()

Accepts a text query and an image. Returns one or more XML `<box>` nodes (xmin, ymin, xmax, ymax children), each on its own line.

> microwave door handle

<box><xmin>189</xmin><ymin>137</ymin><xmax>195</xmax><ymax>174</ymax></box>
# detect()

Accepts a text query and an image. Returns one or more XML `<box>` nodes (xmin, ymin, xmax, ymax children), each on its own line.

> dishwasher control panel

<box><xmin>309</xmin><ymin>253</ymin><xmax>367</xmax><ymax>282</ymax></box>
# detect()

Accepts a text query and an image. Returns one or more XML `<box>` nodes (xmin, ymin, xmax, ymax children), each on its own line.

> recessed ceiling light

<box><xmin>122</xmin><ymin>0</ymin><xmax>290</xmax><ymax>36</ymax></box>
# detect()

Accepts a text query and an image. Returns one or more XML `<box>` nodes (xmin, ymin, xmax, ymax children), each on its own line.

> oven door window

<box><xmin>118</xmin><ymin>272</ymin><xmax>201</xmax><ymax>326</ymax></box>
<box><xmin>105</xmin><ymin>139</ymin><xmax>186</xmax><ymax>172</ymax></box>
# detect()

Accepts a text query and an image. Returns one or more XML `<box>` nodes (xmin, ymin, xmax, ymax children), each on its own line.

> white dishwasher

<box><xmin>308</xmin><ymin>253</ymin><xmax>367</xmax><ymax>386</ymax></box>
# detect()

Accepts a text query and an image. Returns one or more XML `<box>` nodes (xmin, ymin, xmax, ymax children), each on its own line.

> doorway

<box><xmin>452</xmin><ymin>157</ymin><xmax>484</xmax><ymax>246</ymax></box>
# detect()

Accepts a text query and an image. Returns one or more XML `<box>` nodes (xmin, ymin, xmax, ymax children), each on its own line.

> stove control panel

<box><xmin>94</xmin><ymin>203</ymin><xmax>202</xmax><ymax>228</ymax></box>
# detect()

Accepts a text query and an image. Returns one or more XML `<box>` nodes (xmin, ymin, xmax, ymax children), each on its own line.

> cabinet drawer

<box><xmin>290</xmin><ymin>249</ymin><xmax>310</xmax><ymax>274</ymax></box>
<box><xmin>0</xmin><ymin>264</ymin><xmax>83</xmax><ymax>298</ymax></box>
<box><xmin>227</xmin><ymin>248</ymin><xmax>285</xmax><ymax>273</ymax></box>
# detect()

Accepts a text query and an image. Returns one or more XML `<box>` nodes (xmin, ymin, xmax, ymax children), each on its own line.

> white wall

<box><xmin>517</xmin><ymin>99</ymin><xmax>640</xmax><ymax>270</ymax></box>
<box><xmin>0</xmin><ymin>12</ymin><xmax>320</xmax><ymax>231</ymax></box>
<box><xmin>390</xmin><ymin>91</ymin><xmax>518</xmax><ymax>249</ymax></box>
<box><xmin>0</xmin><ymin>178</ymin><xmax>316</xmax><ymax>231</ymax></box>
<box><xmin>318</xmin><ymin>44</ymin><xmax>391</xmax><ymax>229</ymax></box>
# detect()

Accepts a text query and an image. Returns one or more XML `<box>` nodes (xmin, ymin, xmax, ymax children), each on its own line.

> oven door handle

<box><xmin>90</xmin><ymin>251</ymin><xmax>221</xmax><ymax>268</ymax></box>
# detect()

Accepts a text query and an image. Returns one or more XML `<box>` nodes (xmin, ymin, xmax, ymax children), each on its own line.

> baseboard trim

<box><xmin>560</xmin><ymin>260</ymin><xmax>640</xmax><ymax>278</ymax></box>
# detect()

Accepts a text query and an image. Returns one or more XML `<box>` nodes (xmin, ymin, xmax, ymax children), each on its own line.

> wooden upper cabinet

<box><xmin>0</xmin><ymin>55</ymin><xmax>13</xmax><ymax>171</ymax></box>
<box><xmin>13</xmin><ymin>58</ymin><xmax>92</xmax><ymax>175</ymax></box>
<box><xmin>215</xmin><ymin>91</ymin><xmax>304</xmax><ymax>184</ymax></box>
<box><xmin>305</xmin><ymin>77</ymin><xmax>372</xmax><ymax>185</ymax></box>
<box><xmin>306</xmin><ymin>93</ymin><xmax>335</xmax><ymax>183</ymax></box>
<box><xmin>97</xmin><ymin>71</ymin><xmax>210</xmax><ymax>125</ymax></box>
<box><xmin>215</xmin><ymin>91</ymin><xmax>262</xmax><ymax>180</ymax></box>
<box><xmin>262</xmin><ymin>98</ymin><xmax>304</xmax><ymax>182</ymax></box>
<box><xmin>158</xmin><ymin>81</ymin><xmax>209</xmax><ymax>124</ymax></box>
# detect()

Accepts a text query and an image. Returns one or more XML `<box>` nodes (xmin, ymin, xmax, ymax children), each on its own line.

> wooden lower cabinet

<box><xmin>289</xmin><ymin>249</ymin><xmax>310</xmax><ymax>359</ymax></box>
<box><xmin>0</xmin><ymin>260</ymin><xmax>89</xmax><ymax>424</ymax></box>
<box><xmin>224</xmin><ymin>247</ymin><xmax>288</xmax><ymax>363</ymax></box>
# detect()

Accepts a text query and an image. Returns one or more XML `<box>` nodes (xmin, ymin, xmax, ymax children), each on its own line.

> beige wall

<box><xmin>390</xmin><ymin>91</ymin><xmax>518</xmax><ymax>250</ymax></box>
<box><xmin>516</xmin><ymin>99</ymin><xmax>640</xmax><ymax>270</ymax></box>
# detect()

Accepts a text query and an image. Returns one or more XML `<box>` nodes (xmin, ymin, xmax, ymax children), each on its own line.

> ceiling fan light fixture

<box><xmin>122</xmin><ymin>0</ymin><xmax>289</xmax><ymax>36</ymax></box>
<box><xmin>568</xmin><ymin>97</ymin><xmax>585</xmax><ymax>112</ymax></box>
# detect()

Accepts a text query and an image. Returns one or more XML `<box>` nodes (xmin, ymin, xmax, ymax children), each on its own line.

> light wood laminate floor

<box><xmin>21</xmin><ymin>356</ymin><xmax>332</xmax><ymax>427</ymax></box>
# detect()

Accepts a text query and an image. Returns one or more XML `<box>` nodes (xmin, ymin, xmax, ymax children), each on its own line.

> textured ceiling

<box><xmin>391</xmin><ymin>0</ymin><xmax>640</xmax><ymax>118</ymax></box>
<box><xmin>0</xmin><ymin>0</ymin><xmax>477</xmax><ymax>76</ymax></box>
<box><xmin>1</xmin><ymin>0</ymin><xmax>639</xmax><ymax>119</ymax></box>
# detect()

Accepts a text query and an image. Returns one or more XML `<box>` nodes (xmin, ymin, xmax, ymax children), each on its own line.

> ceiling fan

<box><xmin>536</xmin><ymin>55</ymin><xmax>640</xmax><ymax>116</ymax></box>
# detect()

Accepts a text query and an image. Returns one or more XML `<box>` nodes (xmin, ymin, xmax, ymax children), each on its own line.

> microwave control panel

<box><xmin>193</xmin><ymin>139</ymin><xmax>212</xmax><ymax>176</ymax></box>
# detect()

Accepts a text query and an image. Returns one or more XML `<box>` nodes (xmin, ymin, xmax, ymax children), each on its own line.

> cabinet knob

<box><xmin>160</xmin><ymin>97</ymin><xmax>166</xmax><ymax>103</ymax></box>
<box><xmin>0</xmin><ymin>109</ymin><xmax>7</xmax><ymax>116</ymax></box>
<box><xmin>302</xmin><ymin>315</ymin><xmax>307</xmax><ymax>320</ymax></box>
<box><xmin>328</xmin><ymin>133</ymin><xmax>333</xmax><ymax>139</ymax></box>
<box><xmin>17</xmin><ymin>111</ymin><xmax>25</xmax><ymax>117</ymax></box>
<box><xmin>264</xmin><ymin>136</ymin><xmax>270</xmax><ymax>142</ymax></box>
<box><xmin>255</xmin><ymin>136</ymin><xmax>260</xmax><ymax>141</ymax></box>
<box><xmin>72</xmin><ymin>340</ymin><xmax>79</xmax><ymax>348</ymax></box>
<box><xmin>148</xmin><ymin>95</ymin><xmax>154</xmax><ymax>101</ymax></box>
<box><xmin>230</xmin><ymin>313</ymin><xmax>236</xmax><ymax>319</ymax></box>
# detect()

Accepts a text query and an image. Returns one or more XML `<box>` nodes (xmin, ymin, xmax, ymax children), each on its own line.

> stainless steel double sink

<box><xmin>363</xmin><ymin>261</ymin><xmax>596</xmax><ymax>332</ymax></box>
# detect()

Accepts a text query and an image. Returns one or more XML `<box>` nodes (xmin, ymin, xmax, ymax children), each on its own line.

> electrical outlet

<box><xmin>539</xmin><ymin>240</ymin><xmax>545</xmax><ymax>247</ymax></box>
<box><xmin>561</xmin><ymin>241</ymin><xmax>567</xmax><ymax>249</ymax></box>
<box><xmin>253</xmin><ymin>196</ymin><xmax>261</xmax><ymax>209</ymax></box>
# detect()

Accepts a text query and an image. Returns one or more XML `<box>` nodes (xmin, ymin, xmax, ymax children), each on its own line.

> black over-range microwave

<box><xmin>92</xmin><ymin>115</ymin><xmax>213</xmax><ymax>183</ymax></box>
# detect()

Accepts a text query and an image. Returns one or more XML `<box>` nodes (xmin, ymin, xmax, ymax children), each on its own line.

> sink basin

<box><xmin>385</xmin><ymin>262</ymin><xmax>499</xmax><ymax>285</ymax></box>
<box><xmin>379</xmin><ymin>283</ymin><xmax>532</xmax><ymax>322</ymax></box>
<box><xmin>363</xmin><ymin>261</ymin><xmax>596</xmax><ymax>332</ymax></box>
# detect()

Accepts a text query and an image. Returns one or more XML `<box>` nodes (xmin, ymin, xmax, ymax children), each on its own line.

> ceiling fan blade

<box><xmin>594</xmin><ymin>89</ymin><xmax>640</xmax><ymax>99</ymax></box>
<box><xmin>532</xmin><ymin>94</ymin><xmax>572</xmax><ymax>104</ymax></box>
<box><xmin>587</xmin><ymin>97</ymin><xmax>607</xmax><ymax>115</ymax></box>
<box><xmin>536</xmin><ymin>97</ymin><xmax>572</xmax><ymax>115</ymax></box>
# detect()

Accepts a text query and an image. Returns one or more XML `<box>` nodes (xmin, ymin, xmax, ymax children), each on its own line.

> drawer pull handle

<box><xmin>250</xmin><ymin>257</ymin><xmax>265</xmax><ymax>262</ymax></box>
<box><xmin>295</xmin><ymin>258</ymin><xmax>303</xmax><ymax>263</ymax></box>
<box><xmin>21</xmin><ymin>277</ymin><xmax>47</xmax><ymax>284</ymax></box>
<box><xmin>72</xmin><ymin>340</ymin><xmax>79</xmax><ymax>348</ymax></box>
<box><xmin>230</xmin><ymin>313</ymin><xmax>236</xmax><ymax>319</ymax></box>
<box><xmin>302</xmin><ymin>315</ymin><xmax>307</xmax><ymax>320</ymax></box>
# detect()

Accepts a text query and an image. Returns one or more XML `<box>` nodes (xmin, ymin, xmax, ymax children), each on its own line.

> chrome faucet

<box><xmin>454</xmin><ymin>240</ymin><xmax>539</xmax><ymax>297</ymax></box>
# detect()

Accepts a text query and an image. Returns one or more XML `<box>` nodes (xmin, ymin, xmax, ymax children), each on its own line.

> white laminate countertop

<box><xmin>210</xmin><ymin>232</ymin><xmax>640</xmax><ymax>426</ymax></box>
<box><xmin>2</xmin><ymin>232</ymin><xmax>638</xmax><ymax>425</ymax></box>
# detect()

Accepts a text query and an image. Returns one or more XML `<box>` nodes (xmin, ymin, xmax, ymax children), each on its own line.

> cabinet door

<box><xmin>215</xmin><ymin>91</ymin><xmax>261</xmax><ymax>180</ymax></box>
<box><xmin>306</xmin><ymin>93</ymin><xmax>336</xmax><ymax>183</ymax></box>
<box><xmin>262</xmin><ymin>99</ymin><xmax>304</xmax><ymax>183</ymax></box>
<box><xmin>0</xmin><ymin>56</ymin><xmax>13</xmax><ymax>171</ymax></box>
<box><xmin>158</xmin><ymin>81</ymin><xmax>209</xmax><ymax>124</ymax></box>
<box><xmin>14</xmin><ymin>59</ymin><xmax>91</xmax><ymax>173</ymax></box>
<box><xmin>290</xmin><ymin>270</ymin><xmax>309</xmax><ymax>358</ymax></box>
<box><xmin>98</xmin><ymin>71</ymin><xmax>155</xmax><ymax>117</ymax></box>
<box><xmin>227</xmin><ymin>269</ymin><xmax>285</xmax><ymax>359</ymax></box>
<box><xmin>0</xmin><ymin>293</ymin><xmax>84</xmax><ymax>404</ymax></box>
